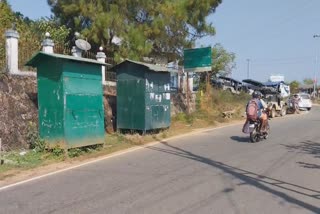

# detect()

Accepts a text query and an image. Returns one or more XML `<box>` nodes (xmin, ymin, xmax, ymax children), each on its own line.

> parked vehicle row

<box><xmin>192</xmin><ymin>75</ymin><xmax>313</xmax><ymax>116</ymax></box>
<box><xmin>211</xmin><ymin>77</ymin><xmax>313</xmax><ymax>117</ymax></box>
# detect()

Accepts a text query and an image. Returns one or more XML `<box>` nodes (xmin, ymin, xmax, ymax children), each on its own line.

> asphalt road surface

<box><xmin>1</xmin><ymin>107</ymin><xmax>320</xmax><ymax>214</ymax></box>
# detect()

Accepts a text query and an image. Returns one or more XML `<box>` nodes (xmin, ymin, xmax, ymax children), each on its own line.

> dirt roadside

<box><xmin>0</xmin><ymin>119</ymin><xmax>245</xmax><ymax>188</ymax></box>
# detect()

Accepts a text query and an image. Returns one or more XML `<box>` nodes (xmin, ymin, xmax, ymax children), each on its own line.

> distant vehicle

<box><xmin>264</xmin><ymin>81</ymin><xmax>290</xmax><ymax>98</ymax></box>
<box><xmin>243</xmin><ymin>79</ymin><xmax>290</xmax><ymax>118</ymax></box>
<box><xmin>288</xmin><ymin>93</ymin><xmax>312</xmax><ymax>111</ymax></box>
<box><xmin>211</xmin><ymin>76</ymin><xmax>244</xmax><ymax>94</ymax></box>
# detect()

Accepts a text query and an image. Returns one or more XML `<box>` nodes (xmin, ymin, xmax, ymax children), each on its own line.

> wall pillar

<box><xmin>5</xmin><ymin>29</ymin><xmax>19</xmax><ymax>74</ymax></box>
<box><xmin>96</xmin><ymin>47</ymin><xmax>107</xmax><ymax>85</ymax></box>
<box><xmin>5</xmin><ymin>28</ymin><xmax>36</xmax><ymax>76</ymax></box>
<box><xmin>42</xmin><ymin>33</ymin><xmax>54</xmax><ymax>53</ymax></box>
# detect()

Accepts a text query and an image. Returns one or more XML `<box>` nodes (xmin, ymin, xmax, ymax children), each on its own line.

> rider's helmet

<box><xmin>252</xmin><ymin>91</ymin><xmax>262</xmax><ymax>99</ymax></box>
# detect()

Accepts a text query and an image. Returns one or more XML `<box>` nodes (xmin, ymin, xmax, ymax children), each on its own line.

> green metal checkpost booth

<box><xmin>112</xmin><ymin>59</ymin><xmax>171</xmax><ymax>133</ymax></box>
<box><xmin>26</xmin><ymin>52</ymin><xmax>106</xmax><ymax>148</ymax></box>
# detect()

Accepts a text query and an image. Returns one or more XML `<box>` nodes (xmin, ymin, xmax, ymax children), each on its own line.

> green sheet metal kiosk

<box><xmin>26</xmin><ymin>52</ymin><xmax>106</xmax><ymax>148</ymax></box>
<box><xmin>112</xmin><ymin>59</ymin><xmax>171</xmax><ymax>133</ymax></box>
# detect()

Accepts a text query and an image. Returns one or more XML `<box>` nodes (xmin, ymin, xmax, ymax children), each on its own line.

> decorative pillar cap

<box><xmin>42</xmin><ymin>38</ymin><xmax>54</xmax><ymax>47</ymax></box>
<box><xmin>5</xmin><ymin>29</ymin><xmax>19</xmax><ymax>39</ymax></box>
<box><xmin>96</xmin><ymin>46</ymin><xmax>106</xmax><ymax>59</ymax></box>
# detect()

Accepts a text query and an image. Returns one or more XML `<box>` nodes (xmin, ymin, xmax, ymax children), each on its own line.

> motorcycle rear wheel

<box><xmin>250</xmin><ymin>130</ymin><xmax>260</xmax><ymax>143</ymax></box>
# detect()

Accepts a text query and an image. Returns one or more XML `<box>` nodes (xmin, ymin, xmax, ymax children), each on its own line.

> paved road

<box><xmin>1</xmin><ymin>107</ymin><xmax>320</xmax><ymax>214</ymax></box>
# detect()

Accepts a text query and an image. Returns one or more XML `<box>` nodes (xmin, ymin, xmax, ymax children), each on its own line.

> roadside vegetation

<box><xmin>0</xmin><ymin>89</ymin><xmax>250</xmax><ymax>180</ymax></box>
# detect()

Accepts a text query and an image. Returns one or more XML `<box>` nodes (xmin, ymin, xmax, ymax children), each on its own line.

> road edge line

<box><xmin>0</xmin><ymin>122</ymin><xmax>243</xmax><ymax>191</ymax></box>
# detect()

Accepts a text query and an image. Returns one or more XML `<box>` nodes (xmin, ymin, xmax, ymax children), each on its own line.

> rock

<box><xmin>19</xmin><ymin>151</ymin><xmax>27</xmax><ymax>156</ymax></box>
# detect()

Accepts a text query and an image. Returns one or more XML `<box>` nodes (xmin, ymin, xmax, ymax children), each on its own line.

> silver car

<box><xmin>288</xmin><ymin>93</ymin><xmax>313</xmax><ymax>111</ymax></box>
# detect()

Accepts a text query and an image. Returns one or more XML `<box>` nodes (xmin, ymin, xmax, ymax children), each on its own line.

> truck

<box><xmin>243</xmin><ymin>79</ymin><xmax>290</xmax><ymax>118</ymax></box>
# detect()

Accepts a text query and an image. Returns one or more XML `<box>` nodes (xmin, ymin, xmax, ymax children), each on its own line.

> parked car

<box><xmin>288</xmin><ymin>93</ymin><xmax>312</xmax><ymax>111</ymax></box>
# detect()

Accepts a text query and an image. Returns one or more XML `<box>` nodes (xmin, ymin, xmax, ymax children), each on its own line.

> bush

<box><xmin>26</xmin><ymin>122</ymin><xmax>46</xmax><ymax>152</ymax></box>
<box><xmin>51</xmin><ymin>145</ymin><xmax>65</xmax><ymax>157</ymax></box>
<box><xmin>68</xmin><ymin>148</ymin><xmax>83</xmax><ymax>158</ymax></box>
<box><xmin>173</xmin><ymin>112</ymin><xmax>194</xmax><ymax>124</ymax></box>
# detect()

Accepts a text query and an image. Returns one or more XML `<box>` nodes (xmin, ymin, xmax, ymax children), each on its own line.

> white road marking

<box><xmin>0</xmin><ymin>122</ymin><xmax>243</xmax><ymax>191</ymax></box>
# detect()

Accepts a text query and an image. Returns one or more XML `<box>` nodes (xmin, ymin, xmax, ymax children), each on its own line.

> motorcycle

<box><xmin>248</xmin><ymin>116</ymin><xmax>270</xmax><ymax>143</ymax></box>
<box><xmin>243</xmin><ymin>107</ymin><xmax>271</xmax><ymax>143</ymax></box>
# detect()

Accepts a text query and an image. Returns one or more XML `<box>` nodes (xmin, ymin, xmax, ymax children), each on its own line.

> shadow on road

<box><xmin>281</xmin><ymin>140</ymin><xmax>320</xmax><ymax>159</ymax></box>
<box><xmin>230</xmin><ymin>136</ymin><xmax>250</xmax><ymax>143</ymax></box>
<box><xmin>146</xmin><ymin>140</ymin><xmax>320</xmax><ymax>213</ymax></box>
<box><xmin>297</xmin><ymin>162</ymin><xmax>320</xmax><ymax>169</ymax></box>
<box><xmin>282</xmin><ymin>140</ymin><xmax>320</xmax><ymax>170</ymax></box>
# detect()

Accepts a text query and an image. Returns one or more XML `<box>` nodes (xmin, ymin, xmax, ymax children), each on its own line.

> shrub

<box><xmin>26</xmin><ymin>122</ymin><xmax>46</xmax><ymax>152</ymax></box>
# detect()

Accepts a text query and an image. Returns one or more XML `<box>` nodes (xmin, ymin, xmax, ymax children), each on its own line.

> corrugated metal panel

<box><xmin>117</xmin><ymin>79</ymin><xmax>146</xmax><ymax>130</ymax></box>
<box><xmin>145</xmin><ymin>72</ymin><xmax>171</xmax><ymax>130</ymax></box>
<box><xmin>64</xmin><ymin>93</ymin><xmax>104</xmax><ymax>147</ymax></box>
<box><xmin>26</xmin><ymin>51</ymin><xmax>108</xmax><ymax>67</ymax></box>
<box><xmin>111</xmin><ymin>59</ymin><xmax>169</xmax><ymax>73</ymax></box>
<box><xmin>37</xmin><ymin>58</ymin><xmax>64</xmax><ymax>142</ymax></box>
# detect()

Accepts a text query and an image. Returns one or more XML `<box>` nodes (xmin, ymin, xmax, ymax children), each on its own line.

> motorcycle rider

<box><xmin>243</xmin><ymin>91</ymin><xmax>268</xmax><ymax>133</ymax></box>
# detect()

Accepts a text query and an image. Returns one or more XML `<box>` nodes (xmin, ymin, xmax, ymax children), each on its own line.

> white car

<box><xmin>296</xmin><ymin>93</ymin><xmax>312</xmax><ymax>111</ymax></box>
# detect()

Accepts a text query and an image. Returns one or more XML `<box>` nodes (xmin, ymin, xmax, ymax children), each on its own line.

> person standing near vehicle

<box><xmin>292</xmin><ymin>94</ymin><xmax>301</xmax><ymax>114</ymax></box>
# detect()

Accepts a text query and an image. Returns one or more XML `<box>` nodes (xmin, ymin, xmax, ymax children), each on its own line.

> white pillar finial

<box><xmin>96</xmin><ymin>47</ymin><xmax>107</xmax><ymax>85</ymax></box>
<box><xmin>42</xmin><ymin>32</ymin><xmax>54</xmax><ymax>53</ymax></box>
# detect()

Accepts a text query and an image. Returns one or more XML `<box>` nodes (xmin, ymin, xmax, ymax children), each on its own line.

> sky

<box><xmin>7</xmin><ymin>0</ymin><xmax>320</xmax><ymax>83</ymax></box>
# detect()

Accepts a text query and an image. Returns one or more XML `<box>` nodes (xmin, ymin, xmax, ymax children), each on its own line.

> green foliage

<box><xmin>68</xmin><ymin>145</ymin><xmax>98</xmax><ymax>158</ymax></box>
<box><xmin>68</xmin><ymin>148</ymin><xmax>83</xmax><ymax>158</ymax></box>
<box><xmin>211</xmin><ymin>43</ymin><xmax>236</xmax><ymax>76</ymax></box>
<box><xmin>290</xmin><ymin>80</ymin><xmax>300</xmax><ymax>94</ymax></box>
<box><xmin>26</xmin><ymin>122</ymin><xmax>47</xmax><ymax>153</ymax></box>
<box><xmin>0</xmin><ymin>1</ymin><xmax>15</xmax><ymax>60</ymax></box>
<box><xmin>195</xmin><ymin>91</ymin><xmax>202</xmax><ymax>110</ymax></box>
<box><xmin>3</xmin><ymin>151</ymin><xmax>43</xmax><ymax>168</ymax></box>
<box><xmin>48</xmin><ymin>0</ymin><xmax>222</xmax><ymax>61</ymax></box>
<box><xmin>0</xmin><ymin>2</ymin><xmax>70</xmax><ymax>70</ymax></box>
<box><xmin>173</xmin><ymin>112</ymin><xmax>194</xmax><ymax>124</ymax></box>
<box><xmin>51</xmin><ymin>145</ymin><xmax>65</xmax><ymax>157</ymax></box>
<box><xmin>303</xmin><ymin>78</ymin><xmax>314</xmax><ymax>85</ymax></box>
<box><xmin>30</xmin><ymin>18</ymin><xmax>71</xmax><ymax>46</ymax></box>
<box><xmin>161</xmin><ymin>130</ymin><xmax>168</xmax><ymax>139</ymax></box>
<box><xmin>212</xmin><ymin>90</ymin><xmax>250</xmax><ymax>106</ymax></box>
<box><xmin>199</xmin><ymin>81</ymin><xmax>207</xmax><ymax>92</ymax></box>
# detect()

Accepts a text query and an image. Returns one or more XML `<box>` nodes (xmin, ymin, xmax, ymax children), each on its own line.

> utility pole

<box><xmin>246</xmin><ymin>59</ymin><xmax>250</xmax><ymax>79</ymax></box>
<box><xmin>313</xmin><ymin>35</ymin><xmax>320</xmax><ymax>97</ymax></box>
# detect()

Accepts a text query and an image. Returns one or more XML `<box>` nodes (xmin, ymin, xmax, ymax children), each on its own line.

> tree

<box><xmin>290</xmin><ymin>80</ymin><xmax>300</xmax><ymax>94</ymax></box>
<box><xmin>0</xmin><ymin>1</ymin><xmax>70</xmax><ymax>70</ymax></box>
<box><xmin>303</xmin><ymin>78</ymin><xmax>314</xmax><ymax>85</ymax></box>
<box><xmin>197</xmin><ymin>44</ymin><xmax>236</xmax><ymax>87</ymax></box>
<box><xmin>47</xmin><ymin>0</ymin><xmax>222</xmax><ymax>62</ymax></box>
<box><xmin>211</xmin><ymin>43</ymin><xmax>236</xmax><ymax>77</ymax></box>
<box><xmin>0</xmin><ymin>1</ymin><xmax>15</xmax><ymax>62</ymax></box>
<box><xmin>30</xmin><ymin>18</ymin><xmax>70</xmax><ymax>46</ymax></box>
